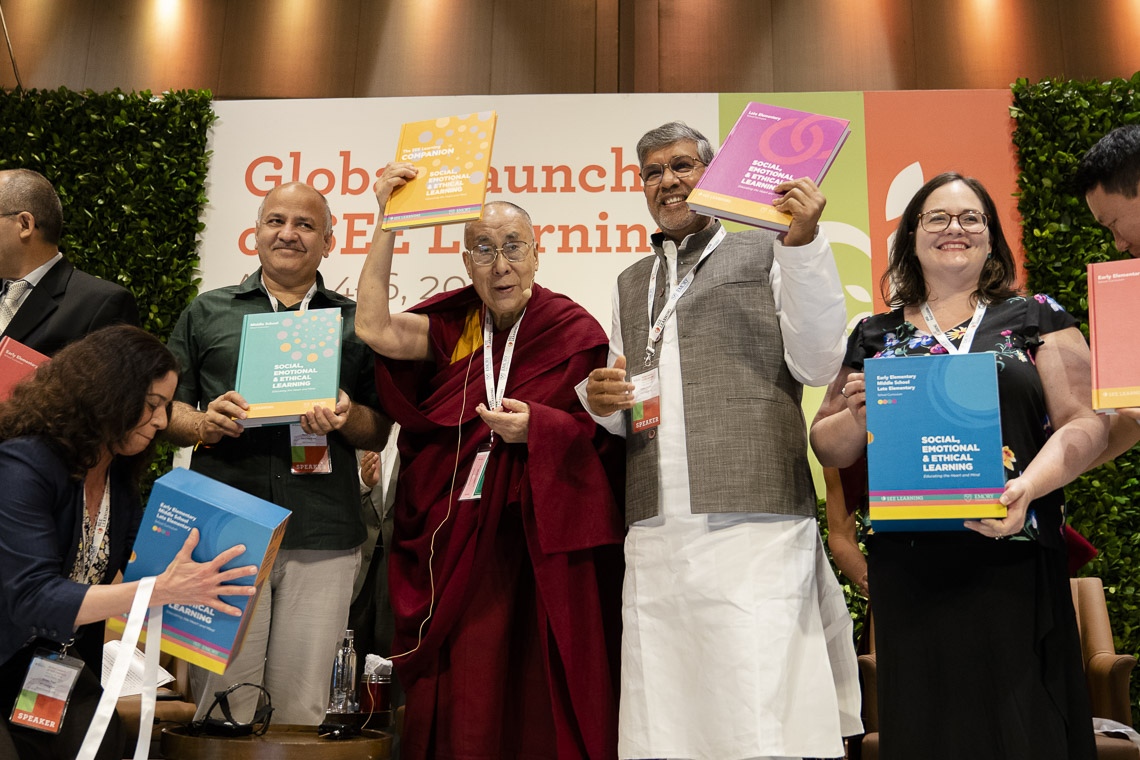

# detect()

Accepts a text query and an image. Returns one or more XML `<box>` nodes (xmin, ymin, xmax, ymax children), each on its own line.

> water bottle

<box><xmin>327</xmin><ymin>629</ymin><xmax>357</xmax><ymax>713</ymax></box>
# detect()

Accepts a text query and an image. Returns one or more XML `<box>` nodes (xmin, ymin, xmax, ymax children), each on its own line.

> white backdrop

<box><xmin>201</xmin><ymin>94</ymin><xmax>719</xmax><ymax>325</ymax></box>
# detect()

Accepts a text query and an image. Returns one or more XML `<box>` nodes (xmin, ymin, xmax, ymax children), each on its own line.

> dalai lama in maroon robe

<box><xmin>356</xmin><ymin>162</ymin><xmax>624</xmax><ymax>760</ymax></box>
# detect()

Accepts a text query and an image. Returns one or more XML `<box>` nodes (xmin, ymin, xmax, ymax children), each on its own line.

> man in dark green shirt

<box><xmin>165</xmin><ymin>182</ymin><xmax>390</xmax><ymax>725</ymax></box>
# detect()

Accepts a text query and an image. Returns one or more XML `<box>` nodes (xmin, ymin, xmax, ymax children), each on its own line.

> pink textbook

<box><xmin>685</xmin><ymin>102</ymin><xmax>850</xmax><ymax>232</ymax></box>
<box><xmin>1088</xmin><ymin>258</ymin><xmax>1140</xmax><ymax>412</ymax></box>
<box><xmin>0</xmin><ymin>336</ymin><xmax>48</xmax><ymax>401</ymax></box>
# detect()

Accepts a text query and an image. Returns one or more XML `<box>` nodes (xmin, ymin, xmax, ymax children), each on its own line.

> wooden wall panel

<box><xmin>215</xmin><ymin>0</ymin><xmax>362</xmax><ymax>99</ymax></box>
<box><xmin>491</xmin><ymin>0</ymin><xmax>599</xmax><ymax>93</ymax></box>
<box><xmin>0</xmin><ymin>0</ymin><xmax>94</xmax><ymax>91</ymax></box>
<box><xmin>619</xmin><ymin>0</ymin><xmax>659</xmax><ymax>93</ymax></box>
<box><xmin>1058</xmin><ymin>0</ymin><xmax>1140</xmax><ymax>81</ymax></box>
<box><xmin>656</xmin><ymin>0</ymin><xmax>774</xmax><ymax>93</ymax></box>
<box><xmin>83</xmin><ymin>0</ymin><xmax>226</xmax><ymax>94</ymax></box>
<box><xmin>355</xmin><ymin>0</ymin><xmax>493</xmax><ymax>96</ymax></box>
<box><xmin>595</xmin><ymin>0</ymin><xmax>619</xmax><ymax>92</ymax></box>
<box><xmin>0</xmin><ymin>0</ymin><xmax>1137</xmax><ymax>98</ymax></box>
<box><xmin>912</xmin><ymin>0</ymin><xmax>1065</xmax><ymax>89</ymax></box>
<box><xmin>771</xmin><ymin>0</ymin><xmax>917</xmax><ymax>92</ymax></box>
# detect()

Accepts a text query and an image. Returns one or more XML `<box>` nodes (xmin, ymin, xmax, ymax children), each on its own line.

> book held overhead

<box><xmin>382</xmin><ymin>112</ymin><xmax>497</xmax><ymax>230</ymax></box>
<box><xmin>686</xmin><ymin>102</ymin><xmax>850</xmax><ymax>232</ymax></box>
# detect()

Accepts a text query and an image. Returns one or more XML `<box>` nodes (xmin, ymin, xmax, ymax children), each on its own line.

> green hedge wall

<box><xmin>0</xmin><ymin>87</ymin><xmax>214</xmax><ymax>335</ymax></box>
<box><xmin>1012</xmin><ymin>71</ymin><xmax>1140</xmax><ymax>721</ymax></box>
<box><xmin>0</xmin><ymin>87</ymin><xmax>216</xmax><ymax>485</ymax></box>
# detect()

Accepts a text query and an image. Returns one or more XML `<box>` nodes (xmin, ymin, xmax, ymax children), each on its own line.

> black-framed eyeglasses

<box><xmin>918</xmin><ymin>210</ymin><xmax>988</xmax><ymax>233</ymax></box>
<box><xmin>639</xmin><ymin>155</ymin><xmax>705</xmax><ymax>186</ymax></box>
<box><xmin>466</xmin><ymin>241</ymin><xmax>532</xmax><ymax>266</ymax></box>
<box><xmin>0</xmin><ymin>212</ymin><xmax>22</xmax><ymax>217</ymax></box>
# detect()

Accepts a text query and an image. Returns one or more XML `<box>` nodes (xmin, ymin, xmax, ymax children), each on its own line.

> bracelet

<box><xmin>194</xmin><ymin>416</ymin><xmax>212</xmax><ymax>451</ymax></box>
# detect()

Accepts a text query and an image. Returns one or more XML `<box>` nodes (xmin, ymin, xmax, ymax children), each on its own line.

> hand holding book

<box><xmin>196</xmin><ymin>389</ymin><xmax>250</xmax><ymax>443</ymax></box>
<box><xmin>374</xmin><ymin>161</ymin><xmax>420</xmax><ymax>220</ymax></box>
<box><xmin>771</xmin><ymin>177</ymin><xmax>826</xmax><ymax>247</ymax></box>
<box><xmin>299</xmin><ymin>388</ymin><xmax>350</xmax><ymax>436</ymax></box>
<box><xmin>152</xmin><ymin>528</ymin><xmax>258</xmax><ymax>617</ymax></box>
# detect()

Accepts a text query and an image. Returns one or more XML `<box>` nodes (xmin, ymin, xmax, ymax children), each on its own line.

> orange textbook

<box><xmin>382</xmin><ymin>112</ymin><xmax>497</xmax><ymax>230</ymax></box>
<box><xmin>0</xmin><ymin>336</ymin><xmax>48</xmax><ymax>401</ymax></box>
<box><xmin>1088</xmin><ymin>258</ymin><xmax>1140</xmax><ymax>412</ymax></box>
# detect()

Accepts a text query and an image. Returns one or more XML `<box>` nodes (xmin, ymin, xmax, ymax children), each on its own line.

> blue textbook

<box><xmin>864</xmin><ymin>352</ymin><xmax>1006</xmax><ymax>532</ymax></box>
<box><xmin>107</xmin><ymin>468</ymin><xmax>290</xmax><ymax>673</ymax></box>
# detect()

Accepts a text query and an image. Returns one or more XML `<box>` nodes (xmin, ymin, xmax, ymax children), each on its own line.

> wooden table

<box><xmin>161</xmin><ymin>724</ymin><xmax>391</xmax><ymax>759</ymax></box>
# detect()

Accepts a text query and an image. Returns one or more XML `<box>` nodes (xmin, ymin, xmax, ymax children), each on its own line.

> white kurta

<box><xmin>580</xmin><ymin>230</ymin><xmax>862</xmax><ymax>760</ymax></box>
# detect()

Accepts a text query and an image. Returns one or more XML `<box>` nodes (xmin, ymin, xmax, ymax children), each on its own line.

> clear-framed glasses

<box><xmin>466</xmin><ymin>241</ymin><xmax>533</xmax><ymax>266</ymax></box>
<box><xmin>918</xmin><ymin>210</ymin><xmax>988</xmax><ymax>233</ymax></box>
<box><xmin>639</xmin><ymin>155</ymin><xmax>705</xmax><ymax>186</ymax></box>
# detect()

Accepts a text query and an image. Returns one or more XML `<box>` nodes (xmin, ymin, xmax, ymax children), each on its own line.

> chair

<box><xmin>103</xmin><ymin>626</ymin><xmax>199</xmax><ymax>755</ymax></box>
<box><xmin>857</xmin><ymin>577</ymin><xmax>1139</xmax><ymax>759</ymax></box>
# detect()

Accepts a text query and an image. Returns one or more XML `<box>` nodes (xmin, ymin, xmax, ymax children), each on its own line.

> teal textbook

<box><xmin>865</xmin><ymin>352</ymin><xmax>1006</xmax><ymax>532</ymax></box>
<box><xmin>234</xmin><ymin>307</ymin><xmax>342</xmax><ymax>427</ymax></box>
<box><xmin>107</xmin><ymin>468</ymin><xmax>290</xmax><ymax>673</ymax></box>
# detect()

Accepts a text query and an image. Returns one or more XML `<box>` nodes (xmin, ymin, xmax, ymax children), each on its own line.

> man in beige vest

<box><xmin>582</xmin><ymin>121</ymin><xmax>861</xmax><ymax>760</ymax></box>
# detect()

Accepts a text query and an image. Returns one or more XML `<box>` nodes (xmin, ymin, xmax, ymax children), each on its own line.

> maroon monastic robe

<box><xmin>376</xmin><ymin>283</ymin><xmax>624</xmax><ymax>760</ymax></box>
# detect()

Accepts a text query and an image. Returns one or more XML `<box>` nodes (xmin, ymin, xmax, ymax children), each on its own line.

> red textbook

<box><xmin>685</xmin><ymin>102</ymin><xmax>850</xmax><ymax>232</ymax></box>
<box><xmin>0</xmin><ymin>336</ymin><xmax>48</xmax><ymax>401</ymax></box>
<box><xmin>1088</xmin><ymin>258</ymin><xmax>1140</xmax><ymax>412</ymax></box>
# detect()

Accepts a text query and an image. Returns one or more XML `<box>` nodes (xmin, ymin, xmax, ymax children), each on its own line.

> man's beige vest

<box><xmin>617</xmin><ymin>222</ymin><xmax>817</xmax><ymax>526</ymax></box>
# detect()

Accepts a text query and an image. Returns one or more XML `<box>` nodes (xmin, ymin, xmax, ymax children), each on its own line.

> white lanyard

<box><xmin>644</xmin><ymin>225</ymin><xmax>727</xmax><ymax>367</ymax></box>
<box><xmin>264</xmin><ymin>277</ymin><xmax>318</xmax><ymax>312</ymax></box>
<box><xmin>483</xmin><ymin>306</ymin><xmax>525</xmax><ymax>412</ymax></box>
<box><xmin>920</xmin><ymin>300</ymin><xmax>987</xmax><ymax>354</ymax></box>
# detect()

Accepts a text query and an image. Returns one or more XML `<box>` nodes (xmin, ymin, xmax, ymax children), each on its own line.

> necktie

<box><xmin>0</xmin><ymin>279</ymin><xmax>30</xmax><ymax>333</ymax></box>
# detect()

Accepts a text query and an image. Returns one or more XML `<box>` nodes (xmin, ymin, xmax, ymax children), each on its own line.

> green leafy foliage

<box><xmin>1011</xmin><ymin>72</ymin><xmax>1140</xmax><ymax>722</ymax></box>
<box><xmin>0</xmin><ymin>87</ymin><xmax>216</xmax><ymax>492</ymax></box>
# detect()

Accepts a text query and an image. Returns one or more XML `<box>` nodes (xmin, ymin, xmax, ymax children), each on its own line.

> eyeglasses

<box><xmin>639</xmin><ymin>155</ymin><xmax>705</xmax><ymax>186</ymax></box>
<box><xmin>466</xmin><ymin>241</ymin><xmax>533</xmax><ymax>266</ymax></box>
<box><xmin>918</xmin><ymin>210</ymin><xmax>988</xmax><ymax>233</ymax></box>
<box><xmin>0</xmin><ymin>212</ymin><xmax>22</xmax><ymax>217</ymax></box>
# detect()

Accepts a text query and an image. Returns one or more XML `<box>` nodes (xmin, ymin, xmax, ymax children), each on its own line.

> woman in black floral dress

<box><xmin>811</xmin><ymin>173</ymin><xmax>1108</xmax><ymax>760</ymax></box>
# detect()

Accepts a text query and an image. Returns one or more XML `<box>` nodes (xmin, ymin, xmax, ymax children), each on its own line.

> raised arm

<box><xmin>355</xmin><ymin>162</ymin><xmax>433</xmax><ymax>361</ymax></box>
<box><xmin>770</xmin><ymin>178</ymin><xmax>846</xmax><ymax>386</ymax></box>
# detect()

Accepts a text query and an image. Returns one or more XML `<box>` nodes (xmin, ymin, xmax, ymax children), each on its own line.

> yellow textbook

<box><xmin>382</xmin><ymin>112</ymin><xmax>497</xmax><ymax>230</ymax></box>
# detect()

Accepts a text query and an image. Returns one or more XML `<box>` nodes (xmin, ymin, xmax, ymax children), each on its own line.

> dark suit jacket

<box><xmin>0</xmin><ymin>437</ymin><xmax>138</xmax><ymax>760</ymax></box>
<box><xmin>0</xmin><ymin>436</ymin><xmax>141</xmax><ymax>668</ymax></box>
<box><xmin>2</xmin><ymin>258</ymin><xmax>140</xmax><ymax>356</ymax></box>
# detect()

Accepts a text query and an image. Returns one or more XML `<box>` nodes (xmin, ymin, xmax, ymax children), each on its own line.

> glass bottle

<box><xmin>327</xmin><ymin>629</ymin><xmax>357</xmax><ymax>713</ymax></box>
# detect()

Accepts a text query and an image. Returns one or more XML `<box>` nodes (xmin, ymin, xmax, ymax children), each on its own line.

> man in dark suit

<box><xmin>0</xmin><ymin>169</ymin><xmax>139</xmax><ymax>355</ymax></box>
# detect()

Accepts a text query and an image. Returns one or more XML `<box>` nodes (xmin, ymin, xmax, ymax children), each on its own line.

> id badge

<box><xmin>290</xmin><ymin>423</ymin><xmax>332</xmax><ymax>475</ymax></box>
<box><xmin>9</xmin><ymin>649</ymin><xmax>85</xmax><ymax>734</ymax></box>
<box><xmin>630</xmin><ymin>368</ymin><xmax>662</xmax><ymax>433</ymax></box>
<box><xmin>459</xmin><ymin>444</ymin><xmax>492</xmax><ymax>501</ymax></box>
